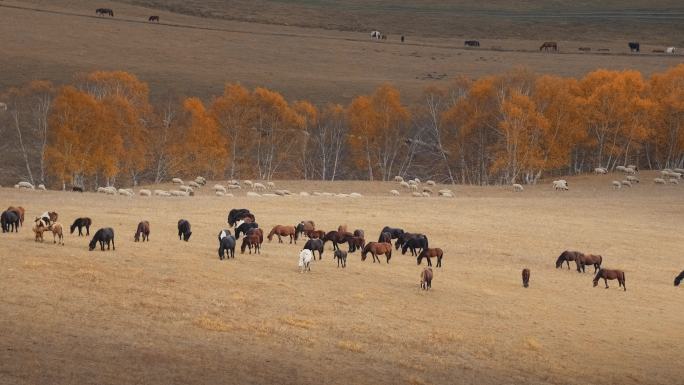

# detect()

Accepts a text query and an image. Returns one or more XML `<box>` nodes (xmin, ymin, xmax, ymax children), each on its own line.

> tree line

<box><xmin>1</xmin><ymin>65</ymin><xmax>683</xmax><ymax>188</ymax></box>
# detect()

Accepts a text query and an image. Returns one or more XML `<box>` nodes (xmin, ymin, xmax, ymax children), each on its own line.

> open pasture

<box><xmin>1</xmin><ymin>173</ymin><xmax>683</xmax><ymax>384</ymax></box>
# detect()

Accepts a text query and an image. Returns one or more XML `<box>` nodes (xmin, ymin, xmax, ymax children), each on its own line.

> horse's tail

<box><xmin>423</xmin><ymin>235</ymin><xmax>429</xmax><ymax>249</ymax></box>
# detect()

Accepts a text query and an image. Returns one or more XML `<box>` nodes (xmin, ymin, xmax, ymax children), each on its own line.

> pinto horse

<box><xmin>576</xmin><ymin>253</ymin><xmax>602</xmax><ymax>273</ymax></box>
<box><xmin>268</xmin><ymin>225</ymin><xmax>297</xmax><ymax>244</ymax></box>
<box><xmin>361</xmin><ymin>242</ymin><xmax>392</xmax><ymax>264</ymax></box>
<box><xmin>555</xmin><ymin>250</ymin><xmax>582</xmax><ymax>269</ymax></box>
<box><xmin>235</xmin><ymin>221</ymin><xmax>259</xmax><ymax>239</ymax></box>
<box><xmin>227</xmin><ymin>208</ymin><xmax>254</xmax><ymax>227</ymax></box>
<box><xmin>417</xmin><ymin>248</ymin><xmax>443</xmax><ymax>267</ymax></box>
<box><xmin>593</xmin><ymin>269</ymin><xmax>626</xmax><ymax>291</ymax></box>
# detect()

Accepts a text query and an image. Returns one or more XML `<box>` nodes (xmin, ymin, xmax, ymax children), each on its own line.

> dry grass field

<box><xmin>1</xmin><ymin>173</ymin><xmax>683</xmax><ymax>385</ymax></box>
<box><xmin>1</xmin><ymin>0</ymin><xmax>683</xmax><ymax>103</ymax></box>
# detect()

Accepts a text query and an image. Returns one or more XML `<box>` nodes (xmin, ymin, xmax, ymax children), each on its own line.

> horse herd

<box><xmin>95</xmin><ymin>8</ymin><xmax>159</xmax><ymax>23</ymax></box>
<box><xmin>3</xmin><ymin>205</ymin><xmax>683</xmax><ymax>291</ymax></box>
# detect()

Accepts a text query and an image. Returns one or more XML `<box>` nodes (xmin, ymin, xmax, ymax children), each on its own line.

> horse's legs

<box><xmin>437</xmin><ymin>256</ymin><xmax>442</xmax><ymax>268</ymax></box>
<box><xmin>427</xmin><ymin>257</ymin><xmax>432</xmax><ymax>267</ymax></box>
<box><xmin>604</xmin><ymin>278</ymin><xmax>609</xmax><ymax>289</ymax></box>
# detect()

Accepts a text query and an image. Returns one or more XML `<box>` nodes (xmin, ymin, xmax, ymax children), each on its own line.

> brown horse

<box><xmin>323</xmin><ymin>230</ymin><xmax>352</xmax><ymax>251</ymax></box>
<box><xmin>306</xmin><ymin>229</ymin><xmax>326</xmax><ymax>239</ymax></box>
<box><xmin>267</xmin><ymin>225</ymin><xmax>297</xmax><ymax>244</ymax></box>
<box><xmin>6</xmin><ymin>206</ymin><xmax>25</xmax><ymax>226</ymax></box>
<box><xmin>540</xmin><ymin>41</ymin><xmax>558</xmax><ymax>52</ymax></box>
<box><xmin>593</xmin><ymin>269</ymin><xmax>626</xmax><ymax>291</ymax></box>
<box><xmin>134</xmin><ymin>220</ymin><xmax>150</xmax><ymax>242</ymax></box>
<box><xmin>522</xmin><ymin>268</ymin><xmax>530</xmax><ymax>288</ymax></box>
<box><xmin>576</xmin><ymin>253</ymin><xmax>602</xmax><ymax>273</ymax></box>
<box><xmin>241</xmin><ymin>232</ymin><xmax>261</xmax><ymax>254</ymax></box>
<box><xmin>48</xmin><ymin>222</ymin><xmax>64</xmax><ymax>245</ymax></box>
<box><xmin>296</xmin><ymin>220</ymin><xmax>315</xmax><ymax>238</ymax></box>
<box><xmin>421</xmin><ymin>267</ymin><xmax>433</xmax><ymax>290</ymax></box>
<box><xmin>556</xmin><ymin>250</ymin><xmax>582</xmax><ymax>269</ymax></box>
<box><xmin>338</xmin><ymin>224</ymin><xmax>348</xmax><ymax>233</ymax></box>
<box><xmin>247</xmin><ymin>228</ymin><xmax>264</xmax><ymax>244</ymax></box>
<box><xmin>361</xmin><ymin>242</ymin><xmax>392</xmax><ymax>264</ymax></box>
<box><xmin>347</xmin><ymin>236</ymin><xmax>365</xmax><ymax>252</ymax></box>
<box><xmin>416</xmin><ymin>248</ymin><xmax>443</xmax><ymax>267</ymax></box>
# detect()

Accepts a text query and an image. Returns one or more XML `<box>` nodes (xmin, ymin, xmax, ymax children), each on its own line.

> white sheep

<box><xmin>390</xmin><ymin>189</ymin><xmax>400</xmax><ymax>196</ymax></box>
<box><xmin>17</xmin><ymin>181</ymin><xmax>35</xmax><ymax>190</ymax></box>
<box><xmin>253</xmin><ymin>182</ymin><xmax>266</xmax><ymax>191</ymax></box>
<box><xmin>621</xmin><ymin>180</ymin><xmax>632</xmax><ymax>188</ymax></box>
<box><xmin>552</xmin><ymin>180</ymin><xmax>568</xmax><ymax>191</ymax></box>
<box><xmin>37</xmin><ymin>184</ymin><xmax>46</xmax><ymax>191</ymax></box>
<box><xmin>188</xmin><ymin>181</ymin><xmax>200</xmax><ymax>188</ymax></box>
<box><xmin>139</xmin><ymin>189</ymin><xmax>152</xmax><ymax>196</ymax></box>
<box><xmin>153</xmin><ymin>189</ymin><xmax>167</xmax><ymax>196</ymax></box>
<box><xmin>399</xmin><ymin>181</ymin><xmax>410</xmax><ymax>189</ymax></box>
<box><xmin>267</xmin><ymin>181</ymin><xmax>276</xmax><ymax>189</ymax></box>
<box><xmin>104</xmin><ymin>187</ymin><xmax>117</xmax><ymax>195</ymax></box>
<box><xmin>426</xmin><ymin>180</ymin><xmax>436</xmax><ymax>186</ymax></box>
<box><xmin>438</xmin><ymin>189</ymin><xmax>453</xmax><ymax>195</ymax></box>
<box><xmin>512</xmin><ymin>183</ymin><xmax>524</xmax><ymax>192</ymax></box>
<box><xmin>349</xmin><ymin>192</ymin><xmax>363</xmax><ymax>198</ymax></box>
<box><xmin>321</xmin><ymin>192</ymin><xmax>334</xmax><ymax>197</ymax></box>
<box><xmin>118</xmin><ymin>188</ymin><xmax>133</xmax><ymax>196</ymax></box>
<box><xmin>627</xmin><ymin>164</ymin><xmax>637</xmax><ymax>171</ymax></box>
<box><xmin>411</xmin><ymin>192</ymin><xmax>422</xmax><ymax>197</ymax></box>
<box><xmin>612</xmin><ymin>181</ymin><xmax>622</xmax><ymax>189</ymax></box>
<box><xmin>158</xmin><ymin>191</ymin><xmax>171</xmax><ymax>197</ymax></box>
<box><xmin>243</xmin><ymin>180</ymin><xmax>253</xmax><ymax>187</ymax></box>
<box><xmin>227</xmin><ymin>184</ymin><xmax>241</xmax><ymax>190</ymax></box>
<box><xmin>274</xmin><ymin>190</ymin><xmax>287</xmax><ymax>196</ymax></box>
<box><xmin>674</xmin><ymin>168</ymin><xmax>684</xmax><ymax>174</ymax></box>
<box><xmin>661</xmin><ymin>170</ymin><xmax>672</xmax><ymax>177</ymax></box>
<box><xmin>670</xmin><ymin>172</ymin><xmax>682</xmax><ymax>179</ymax></box>
<box><xmin>615</xmin><ymin>166</ymin><xmax>627</xmax><ymax>172</ymax></box>
<box><xmin>624</xmin><ymin>167</ymin><xmax>636</xmax><ymax>175</ymax></box>
<box><xmin>421</xmin><ymin>192</ymin><xmax>430</xmax><ymax>197</ymax></box>
<box><xmin>263</xmin><ymin>193</ymin><xmax>278</xmax><ymax>197</ymax></box>
<box><xmin>282</xmin><ymin>190</ymin><xmax>292</xmax><ymax>195</ymax></box>
<box><xmin>626</xmin><ymin>175</ymin><xmax>639</xmax><ymax>183</ymax></box>
<box><xmin>213</xmin><ymin>184</ymin><xmax>227</xmax><ymax>193</ymax></box>
<box><xmin>172</xmin><ymin>178</ymin><xmax>183</xmax><ymax>185</ymax></box>
<box><xmin>669</xmin><ymin>178</ymin><xmax>679</xmax><ymax>185</ymax></box>
<box><xmin>300</xmin><ymin>191</ymin><xmax>310</xmax><ymax>196</ymax></box>
<box><xmin>247</xmin><ymin>191</ymin><xmax>261</xmax><ymax>197</ymax></box>
<box><xmin>654</xmin><ymin>178</ymin><xmax>666</xmax><ymax>185</ymax></box>
<box><xmin>180</xmin><ymin>185</ymin><xmax>194</xmax><ymax>193</ymax></box>
<box><xmin>394</xmin><ymin>176</ymin><xmax>404</xmax><ymax>182</ymax></box>
<box><xmin>336</xmin><ymin>193</ymin><xmax>350</xmax><ymax>198</ymax></box>
<box><xmin>594</xmin><ymin>167</ymin><xmax>607</xmax><ymax>174</ymax></box>
<box><xmin>170</xmin><ymin>190</ymin><xmax>188</xmax><ymax>197</ymax></box>
<box><xmin>439</xmin><ymin>192</ymin><xmax>454</xmax><ymax>198</ymax></box>
<box><xmin>414</xmin><ymin>178</ymin><xmax>421</xmax><ymax>183</ymax></box>
<box><xmin>194</xmin><ymin>176</ymin><xmax>206</xmax><ymax>185</ymax></box>
<box><xmin>215</xmin><ymin>191</ymin><xmax>225</xmax><ymax>197</ymax></box>
<box><xmin>410</xmin><ymin>184</ymin><xmax>418</xmax><ymax>191</ymax></box>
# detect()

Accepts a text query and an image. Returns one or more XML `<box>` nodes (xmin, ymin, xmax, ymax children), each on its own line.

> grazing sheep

<box><xmin>674</xmin><ymin>168</ymin><xmax>684</xmax><ymax>174</ymax></box>
<box><xmin>410</xmin><ymin>184</ymin><xmax>418</xmax><ymax>191</ymax></box>
<box><xmin>669</xmin><ymin>178</ymin><xmax>679</xmax><ymax>185</ymax></box>
<box><xmin>408</xmin><ymin>179</ymin><xmax>418</xmax><ymax>186</ymax></box>
<box><xmin>153</xmin><ymin>189</ymin><xmax>167</xmax><ymax>196</ymax></box>
<box><xmin>414</xmin><ymin>178</ymin><xmax>421</xmax><ymax>183</ymax></box>
<box><xmin>247</xmin><ymin>191</ymin><xmax>261</xmax><ymax>197</ymax></box>
<box><xmin>299</xmin><ymin>191</ymin><xmax>310</xmax><ymax>196</ymax></box>
<box><xmin>612</xmin><ymin>181</ymin><xmax>622</xmax><ymax>189</ymax></box>
<box><xmin>594</xmin><ymin>167</ymin><xmax>608</xmax><ymax>174</ymax></box>
<box><xmin>627</xmin><ymin>164</ymin><xmax>638</xmax><ymax>172</ymax></box>
<box><xmin>321</xmin><ymin>192</ymin><xmax>334</xmax><ymax>197</ymax></box>
<box><xmin>426</xmin><ymin>180</ymin><xmax>436</xmax><ymax>186</ymax></box>
<box><xmin>253</xmin><ymin>182</ymin><xmax>266</xmax><ymax>191</ymax></box>
<box><xmin>394</xmin><ymin>176</ymin><xmax>404</xmax><ymax>182</ymax></box>
<box><xmin>263</xmin><ymin>193</ymin><xmax>278</xmax><ymax>197</ymax></box>
<box><xmin>399</xmin><ymin>181</ymin><xmax>410</xmax><ymax>189</ymax></box>
<box><xmin>180</xmin><ymin>185</ymin><xmax>194</xmax><ymax>193</ymax></box>
<box><xmin>172</xmin><ymin>178</ymin><xmax>183</xmax><ymax>184</ymax></box>
<box><xmin>274</xmin><ymin>190</ymin><xmax>287</xmax><ymax>196</ymax></box>
<box><xmin>216</xmin><ymin>191</ymin><xmax>225</xmax><ymax>196</ymax></box>
<box><xmin>389</xmin><ymin>189</ymin><xmax>400</xmax><ymax>196</ymax></box>
<box><xmin>421</xmin><ymin>192</ymin><xmax>430</xmax><ymax>197</ymax></box>
<box><xmin>243</xmin><ymin>180</ymin><xmax>253</xmax><ymax>187</ymax></box>
<box><xmin>654</xmin><ymin>178</ymin><xmax>666</xmax><ymax>184</ymax></box>
<box><xmin>227</xmin><ymin>184</ymin><xmax>241</xmax><ymax>190</ymax></box>
<box><xmin>139</xmin><ymin>189</ymin><xmax>152</xmax><ymax>196</ymax></box>
<box><xmin>188</xmin><ymin>181</ymin><xmax>200</xmax><ymax>189</ymax></box>
<box><xmin>439</xmin><ymin>192</ymin><xmax>454</xmax><ymax>197</ymax></box>
<box><xmin>552</xmin><ymin>180</ymin><xmax>568</xmax><ymax>190</ymax></box>
<box><xmin>422</xmin><ymin>187</ymin><xmax>433</xmax><ymax>194</ymax></box>
<box><xmin>615</xmin><ymin>166</ymin><xmax>627</xmax><ymax>172</ymax></box>
<box><xmin>349</xmin><ymin>192</ymin><xmax>363</xmax><ymax>198</ymax></box>
<box><xmin>626</xmin><ymin>176</ymin><xmax>639</xmax><ymax>183</ymax></box>
<box><xmin>411</xmin><ymin>192</ymin><xmax>422</xmax><ymax>197</ymax></box>
<box><xmin>17</xmin><ymin>181</ymin><xmax>35</xmax><ymax>190</ymax></box>
<box><xmin>267</xmin><ymin>181</ymin><xmax>276</xmax><ymax>189</ymax></box>
<box><xmin>195</xmin><ymin>176</ymin><xmax>207</xmax><ymax>185</ymax></box>
<box><xmin>170</xmin><ymin>190</ymin><xmax>188</xmax><ymax>196</ymax></box>
<box><xmin>670</xmin><ymin>172</ymin><xmax>682</xmax><ymax>179</ymax></box>
<box><xmin>621</xmin><ymin>180</ymin><xmax>632</xmax><ymax>187</ymax></box>
<box><xmin>104</xmin><ymin>187</ymin><xmax>117</xmax><ymax>195</ymax></box>
<box><xmin>118</xmin><ymin>188</ymin><xmax>133</xmax><ymax>196</ymax></box>
<box><xmin>299</xmin><ymin>249</ymin><xmax>313</xmax><ymax>272</ymax></box>
<box><xmin>38</xmin><ymin>184</ymin><xmax>46</xmax><ymax>191</ymax></box>
<box><xmin>336</xmin><ymin>193</ymin><xmax>350</xmax><ymax>198</ymax></box>
<box><xmin>624</xmin><ymin>167</ymin><xmax>636</xmax><ymax>175</ymax></box>
<box><xmin>512</xmin><ymin>184</ymin><xmax>524</xmax><ymax>192</ymax></box>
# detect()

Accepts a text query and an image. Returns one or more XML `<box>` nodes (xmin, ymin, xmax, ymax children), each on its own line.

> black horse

<box><xmin>96</xmin><ymin>8</ymin><xmax>114</xmax><ymax>17</ymax></box>
<box><xmin>379</xmin><ymin>226</ymin><xmax>404</xmax><ymax>242</ymax></box>
<box><xmin>628</xmin><ymin>42</ymin><xmax>640</xmax><ymax>52</ymax></box>
<box><xmin>675</xmin><ymin>271</ymin><xmax>684</xmax><ymax>286</ymax></box>
<box><xmin>70</xmin><ymin>217</ymin><xmax>92</xmax><ymax>236</ymax></box>
<box><xmin>401</xmin><ymin>234</ymin><xmax>429</xmax><ymax>256</ymax></box>
<box><xmin>177</xmin><ymin>219</ymin><xmax>192</xmax><ymax>241</ymax></box>
<box><xmin>89</xmin><ymin>228</ymin><xmax>115</xmax><ymax>251</ymax></box>
<box><xmin>218</xmin><ymin>235</ymin><xmax>236</xmax><ymax>260</ymax></box>
<box><xmin>465</xmin><ymin>40</ymin><xmax>480</xmax><ymax>47</ymax></box>
<box><xmin>304</xmin><ymin>238</ymin><xmax>324</xmax><ymax>260</ymax></box>
<box><xmin>1</xmin><ymin>210</ymin><xmax>20</xmax><ymax>233</ymax></box>
<box><xmin>148</xmin><ymin>15</ymin><xmax>160</xmax><ymax>22</ymax></box>
<box><xmin>235</xmin><ymin>222</ymin><xmax>259</xmax><ymax>239</ymax></box>
<box><xmin>395</xmin><ymin>232</ymin><xmax>427</xmax><ymax>251</ymax></box>
<box><xmin>227</xmin><ymin>208</ymin><xmax>254</xmax><ymax>227</ymax></box>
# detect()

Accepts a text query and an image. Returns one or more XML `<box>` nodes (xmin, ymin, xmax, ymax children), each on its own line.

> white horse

<box><xmin>666</xmin><ymin>47</ymin><xmax>676</xmax><ymax>54</ymax></box>
<box><xmin>299</xmin><ymin>249</ymin><xmax>313</xmax><ymax>273</ymax></box>
<box><xmin>370</xmin><ymin>30</ymin><xmax>381</xmax><ymax>40</ymax></box>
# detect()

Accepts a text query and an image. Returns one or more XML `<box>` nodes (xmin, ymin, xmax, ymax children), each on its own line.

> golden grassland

<box><xmin>1</xmin><ymin>172</ymin><xmax>683</xmax><ymax>384</ymax></box>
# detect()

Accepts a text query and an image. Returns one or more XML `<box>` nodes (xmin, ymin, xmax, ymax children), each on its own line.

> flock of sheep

<box><xmin>390</xmin><ymin>176</ymin><xmax>454</xmax><ymax>197</ymax></box>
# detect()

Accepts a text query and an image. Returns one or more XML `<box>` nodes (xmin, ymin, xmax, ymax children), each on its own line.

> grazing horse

<box><xmin>6</xmin><ymin>206</ymin><xmax>25</xmax><ymax>226</ymax></box>
<box><xmin>134</xmin><ymin>221</ymin><xmax>150</xmax><ymax>242</ymax></box>
<box><xmin>236</xmin><ymin>221</ymin><xmax>259</xmax><ymax>239</ymax></box>
<box><xmin>299</xmin><ymin>249</ymin><xmax>313</xmax><ymax>272</ymax></box>
<box><xmin>417</xmin><ymin>248</ymin><xmax>443</xmax><ymax>267</ymax></box>
<box><xmin>540</xmin><ymin>41</ymin><xmax>558</xmax><ymax>52</ymax></box>
<box><xmin>421</xmin><ymin>267</ymin><xmax>433</xmax><ymax>290</ymax></box>
<box><xmin>674</xmin><ymin>271</ymin><xmax>684</xmax><ymax>286</ymax></box>
<box><xmin>72</xmin><ymin>186</ymin><xmax>84</xmax><ymax>192</ymax></box>
<box><xmin>227</xmin><ymin>208</ymin><xmax>254</xmax><ymax>227</ymax></box>
<box><xmin>96</xmin><ymin>8</ymin><xmax>114</xmax><ymax>17</ymax></box>
<box><xmin>303</xmin><ymin>238</ymin><xmax>324</xmax><ymax>260</ymax></box>
<box><xmin>380</xmin><ymin>226</ymin><xmax>404</xmax><ymax>241</ymax></box>
<box><xmin>464</xmin><ymin>40</ymin><xmax>480</xmax><ymax>47</ymax></box>
<box><xmin>334</xmin><ymin>249</ymin><xmax>347</xmax><ymax>268</ymax></box>
<box><xmin>70</xmin><ymin>217</ymin><xmax>92</xmax><ymax>236</ymax></box>
<box><xmin>267</xmin><ymin>225</ymin><xmax>297</xmax><ymax>244</ymax></box>
<box><xmin>555</xmin><ymin>250</ymin><xmax>582</xmax><ymax>269</ymax></box>
<box><xmin>177</xmin><ymin>219</ymin><xmax>192</xmax><ymax>241</ymax></box>
<box><xmin>353</xmin><ymin>229</ymin><xmax>365</xmax><ymax>238</ymax></box>
<box><xmin>322</xmin><ymin>230</ymin><xmax>352</xmax><ymax>251</ymax></box>
<box><xmin>347</xmin><ymin>236</ymin><xmax>365</xmax><ymax>253</ymax></box>
<box><xmin>361</xmin><ymin>242</ymin><xmax>393</xmax><ymax>264</ymax></box>
<box><xmin>1</xmin><ymin>210</ymin><xmax>20</xmax><ymax>233</ymax></box>
<box><xmin>628</xmin><ymin>42</ymin><xmax>640</xmax><ymax>52</ymax></box>
<box><xmin>576</xmin><ymin>253</ymin><xmax>602</xmax><ymax>273</ymax></box>
<box><xmin>401</xmin><ymin>234</ymin><xmax>429</xmax><ymax>256</ymax></box>
<box><xmin>522</xmin><ymin>268</ymin><xmax>530</xmax><ymax>288</ymax></box>
<box><xmin>306</xmin><ymin>229</ymin><xmax>326</xmax><ymax>239</ymax></box>
<box><xmin>148</xmin><ymin>15</ymin><xmax>160</xmax><ymax>22</ymax></box>
<box><xmin>240</xmin><ymin>232</ymin><xmax>261</xmax><ymax>254</ymax></box>
<box><xmin>378</xmin><ymin>231</ymin><xmax>392</xmax><ymax>243</ymax></box>
<box><xmin>395</xmin><ymin>232</ymin><xmax>426</xmax><ymax>250</ymax></box>
<box><xmin>295</xmin><ymin>220</ymin><xmax>315</xmax><ymax>238</ymax></box>
<box><xmin>48</xmin><ymin>223</ymin><xmax>64</xmax><ymax>245</ymax></box>
<box><xmin>89</xmin><ymin>228</ymin><xmax>115</xmax><ymax>251</ymax></box>
<box><xmin>218</xmin><ymin>235</ymin><xmax>236</xmax><ymax>260</ymax></box>
<box><xmin>593</xmin><ymin>269</ymin><xmax>626</xmax><ymax>291</ymax></box>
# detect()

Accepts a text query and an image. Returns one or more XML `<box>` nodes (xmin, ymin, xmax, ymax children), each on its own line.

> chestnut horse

<box><xmin>241</xmin><ymin>232</ymin><xmax>261</xmax><ymax>254</ymax></box>
<box><xmin>522</xmin><ymin>268</ymin><xmax>530</xmax><ymax>288</ymax></box>
<box><xmin>268</xmin><ymin>225</ymin><xmax>297</xmax><ymax>244</ymax></box>
<box><xmin>6</xmin><ymin>206</ymin><xmax>25</xmax><ymax>226</ymax></box>
<box><xmin>323</xmin><ymin>230</ymin><xmax>352</xmax><ymax>251</ymax></box>
<box><xmin>555</xmin><ymin>250</ymin><xmax>582</xmax><ymax>269</ymax></box>
<box><xmin>134</xmin><ymin>220</ymin><xmax>150</xmax><ymax>242</ymax></box>
<box><xmin>576</xmin><ymin>253</ymin><xmax>602</xmax><ymax>273</ymax></box>
<box><xmin>417</xmin><ymin>248</ymin><xmax>443</xmax><ymax>267</ymax></box>
<box><xmin>593</xmin><ymin>269</ymin><xmax>626</xmax><ymax>291</ymax></box>
<box><xmin>295</xmin><ymin>220</ymin><xmax>315</xmax><ymax>238</ymax></box>
<box><xmin>361</xmin><ymin>242</ymin><xmax>392</xmax><ymax>264</ymax></box>
<box><xmin>421</xmin><ymin>267</ymin><xmax>433</xmax><ymax>290</ymax></box>
<box><xmin>347</xmin><ymin>236</ymin><xmax>365</xmax><ymax>252</ymax></box>
<box><xmin>306</xmin><ymin>229</ymin><xmax>326</xmax><ymax>239</ymax></box>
